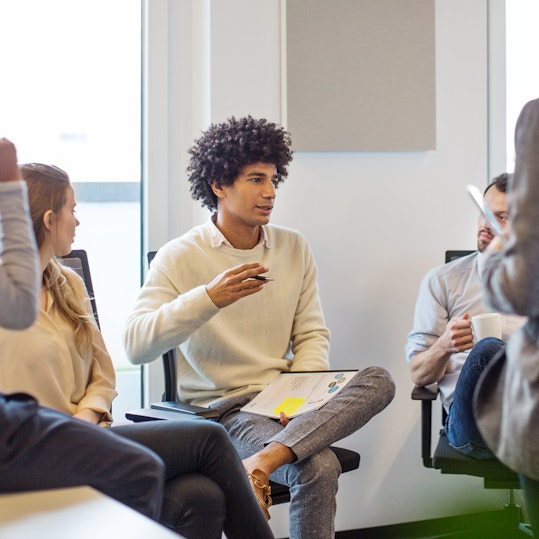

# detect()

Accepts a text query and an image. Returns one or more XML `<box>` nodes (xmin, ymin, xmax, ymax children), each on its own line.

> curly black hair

<box><xmin>187</xmin><ymin>116</ymin><xmax>293</xmax><ymax>211</ymax></box>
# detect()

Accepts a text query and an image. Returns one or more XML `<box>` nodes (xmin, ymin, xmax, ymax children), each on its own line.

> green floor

<box><xmin>330</xmin><ymin>509</ymin><xmax>534</xmax><ymax>539</ymax></box>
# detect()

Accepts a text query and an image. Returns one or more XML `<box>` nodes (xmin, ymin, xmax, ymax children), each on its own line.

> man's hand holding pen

<box><xmin>206</xmin><ymin>262</ymin><xmax>273</xmax><ymax>308</ymax></box>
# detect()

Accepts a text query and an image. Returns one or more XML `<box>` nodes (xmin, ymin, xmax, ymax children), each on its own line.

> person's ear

<box><xmin>211</xmin><ymin>180</ymin><xmax>225</xmax><ymax>199</ymax></box>
<box><xmin>42</xmin><ymin>210</ymin><xmax>56</xmax><ymax>231</ymax></box>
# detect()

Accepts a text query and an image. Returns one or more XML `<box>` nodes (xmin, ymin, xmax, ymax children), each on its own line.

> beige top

<box><xmin>0</xmin><ymin>267</ymin><xmax>116</xmax><ymax>425</ymax></box>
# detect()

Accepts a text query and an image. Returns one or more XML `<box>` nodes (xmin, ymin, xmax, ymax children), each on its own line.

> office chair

<box><xmin>57</xmin><ymin>249</ymin><xmax>99</xmax><ymax>327</ymax></box>
<box><xmin>127</xmin><ymin>251</ymin><xmax>360</xmax><ymax>505</ymax></box>
<box><xmin>411</xmin><ymin>250</ymin><xmax>533</xmax><ymax>536</ymax></box>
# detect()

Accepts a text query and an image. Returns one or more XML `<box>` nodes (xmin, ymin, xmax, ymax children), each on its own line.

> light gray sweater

<box><xmin>0</xmin><ymin>180</ymin><xmax>39</xmax><ymax>329</ymax></box>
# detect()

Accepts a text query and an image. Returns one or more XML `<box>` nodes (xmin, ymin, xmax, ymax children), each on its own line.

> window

<box><xmin>0</xmin><ymin>0</ymin><xmax>142</xmax><ymax>415</ymax></box>
<box><xmin>505</xmin><ymin>0</ymin><xmax>539</xmax><ymax>170</ymax></box>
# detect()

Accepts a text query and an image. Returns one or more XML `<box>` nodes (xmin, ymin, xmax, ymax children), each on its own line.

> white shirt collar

<box><xmin>209</xmin><ymin>215</ymin><xmax>271</xmax><ymax>248</ymax></box>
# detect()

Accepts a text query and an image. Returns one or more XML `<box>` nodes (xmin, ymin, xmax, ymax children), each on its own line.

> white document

<box><xmin>240</xmin><ymin>370</ymin><xmax>358</xmax><ymax>419</ymax></box>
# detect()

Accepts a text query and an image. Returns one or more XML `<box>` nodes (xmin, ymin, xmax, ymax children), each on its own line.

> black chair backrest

<box><xmin>147</xmin><ymin>250</ymin><xmax>178</xmax><ymax>402</ymax></box>
<box><xmin>445</xmin><ymin>250</ymin><xmax>475</xmax><ymax>263</ymax></box>
<box><xmin>57</xmin><ymin>249</ymin><xmax>100</xmax><ymax>329</ymax></box>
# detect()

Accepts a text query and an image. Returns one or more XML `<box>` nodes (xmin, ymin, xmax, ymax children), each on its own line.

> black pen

<box><xmin>252</xmin><ymin>275</ymin><xmax>274</xmax><ymax>281</ymax></box>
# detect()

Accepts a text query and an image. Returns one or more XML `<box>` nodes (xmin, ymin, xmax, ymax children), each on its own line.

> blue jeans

<box><xmin>445</xmin><ymin>337</ymin><xmax>504</xmax><ymax>459</ymax></box>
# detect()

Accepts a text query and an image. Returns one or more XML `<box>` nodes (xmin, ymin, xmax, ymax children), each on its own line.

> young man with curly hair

<box><xmin>124</xmin><ymin>116</ymin><xmax>395</xmax><ymax>539</ymax></box>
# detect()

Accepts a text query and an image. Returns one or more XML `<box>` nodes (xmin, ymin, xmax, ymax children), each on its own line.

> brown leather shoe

<box><xmin>247</xmin><ymin>469</ymin><xmax>272</xmax><ymax>520</ymax></box>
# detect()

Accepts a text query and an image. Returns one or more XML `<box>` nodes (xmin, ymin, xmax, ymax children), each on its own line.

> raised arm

<box><xmin>123</xmin><ymin>245</ymin><xmax>223</xmax><ymax>365</ymax></box>
<box><xmin>0</xmin><ymin>139</ymin><xmax>40</xmax><ymax>329</ymax></box>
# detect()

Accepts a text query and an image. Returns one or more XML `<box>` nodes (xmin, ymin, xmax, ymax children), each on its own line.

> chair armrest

<box><xmin>162</xmin><ymin>349</ymin><xmax>178</xmax><ymax>402</ymax></box>
<box><xmin>411</xmin><ymin>384</ymin><xmax>438</xmax><ymax>401</ymax></box>
<box><xmin>411</xmin><ymin>384</ymin><xmax>439</xmax><ymax>468</ymax></box>
<box><xmin>150</xmin><ymin>401</ymin><xmax>219</xmax><ymax>419</ymax></box>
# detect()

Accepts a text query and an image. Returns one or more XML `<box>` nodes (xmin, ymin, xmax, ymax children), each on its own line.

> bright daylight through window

<box><xmin>0</xmin><ymin>0</ymin><xmax>142</xmax><ymax>414</ymax></box>
<box><xmin>505</xmin><ymin>0</ymin><xmax>539</xmax><ymax>171</ymax></box>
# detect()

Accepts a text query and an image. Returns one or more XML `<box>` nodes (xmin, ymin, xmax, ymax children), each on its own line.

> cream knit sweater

<box><xmin>124</xmin><ymin>220</ymin><xmax>330</xmax><ymax>406</ymax></box>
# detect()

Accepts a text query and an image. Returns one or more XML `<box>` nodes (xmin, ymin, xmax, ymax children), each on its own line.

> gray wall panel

<box><xmin>286</xmin><ymin>0</ymin><xmax>436</xmax><ymax>151</ymax></box>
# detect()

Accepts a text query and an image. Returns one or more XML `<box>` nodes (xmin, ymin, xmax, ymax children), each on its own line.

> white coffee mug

<box><xmin>471</xmin><ymin>313</ymin><xmax>502</xmax><ymax>343</ymax></box>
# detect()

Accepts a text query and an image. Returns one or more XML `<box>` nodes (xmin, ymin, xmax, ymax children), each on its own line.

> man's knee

<box><xmin>193</xmin><ymin>419</ymin><xmax>238</xmax><ymax>453</ymax></box>
<box><xmin>361</xmin><ymin>365</ymin><xmax>396</xmax><ymax>406</ymax></box>
<box><xmin>294</xmin><ymin>448</ymin><xmax>341</xmax><ymax>485</ymax></box>
<box><xmin>129</xmin><ymin>443</ymin><xmax>165</xmax><ymax>478</ymax></box>
<box><xmin>466</xmin><ymin>337</ymin><xmax>504</xmax><ymax>369</ymax></box>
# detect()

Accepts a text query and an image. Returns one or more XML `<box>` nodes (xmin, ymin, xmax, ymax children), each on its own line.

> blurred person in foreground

<box><xmin>476</xmin><ymin>97</ymin><xmax>539</xmax><ymax>532</ymax></box>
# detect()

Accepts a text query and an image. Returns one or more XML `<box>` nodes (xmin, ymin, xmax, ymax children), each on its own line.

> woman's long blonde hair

<box><xmin>20</xmin><ymin>163</ymin><xmax>94</xmax><ymax>352</ymax></box>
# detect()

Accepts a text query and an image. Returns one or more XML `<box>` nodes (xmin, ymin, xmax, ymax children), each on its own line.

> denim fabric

<box><xmin>445</xmin><ymin>337</ymin><xmax>504</xmax><ymax>459</ymax></box>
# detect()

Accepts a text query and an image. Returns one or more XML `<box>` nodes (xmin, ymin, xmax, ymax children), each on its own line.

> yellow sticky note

<box><xmin>274</xmin><ymin>397</ymin><xmax>306</xmax><ymax>417</ymax></box>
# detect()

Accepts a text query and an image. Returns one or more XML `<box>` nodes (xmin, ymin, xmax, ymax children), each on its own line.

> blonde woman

<box><xmin>0</xmin><ymin>163</ymin><xmax>273</xmax><ymax>539</ymax></box>
<box><xmin>0</xmin><ymin>141</ymin><xmax>164</xmax><ymax>520</ymax></box>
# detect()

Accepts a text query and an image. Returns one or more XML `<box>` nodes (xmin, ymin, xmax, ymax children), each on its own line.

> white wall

<box><xmin>144</xmin><ymin>0</ymin><xmax>512</xmax><ymax>534</ymax></box>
